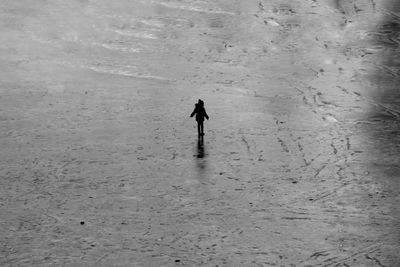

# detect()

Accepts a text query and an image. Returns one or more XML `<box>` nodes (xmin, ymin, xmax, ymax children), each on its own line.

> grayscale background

<box><xmin>1</xmin><ymin>0</ymin><xmax>399</xmax><ymax>266</ymax></box>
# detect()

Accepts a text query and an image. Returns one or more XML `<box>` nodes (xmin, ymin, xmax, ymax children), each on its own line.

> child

<box><xmin>190</xmin><ymin>99</ymin><xmax>209</xmax><ymax>136</ymax></box>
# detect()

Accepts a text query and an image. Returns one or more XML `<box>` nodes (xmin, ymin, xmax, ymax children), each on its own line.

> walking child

<box><xmin>190</xmin><ymin>99</ymin><xmax>209</xmax><ymax>137</ymax></box>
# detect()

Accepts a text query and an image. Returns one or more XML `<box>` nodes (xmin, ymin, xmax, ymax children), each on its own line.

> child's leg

<box><xmin>200</xmin><ymin>121</ymin><xmax>204</xmax><ymax>135</ymax></box>
<box><xmin>197</xmin><ymin>122</ymin><xmax>201</xmax><ymax>136</ymax></box>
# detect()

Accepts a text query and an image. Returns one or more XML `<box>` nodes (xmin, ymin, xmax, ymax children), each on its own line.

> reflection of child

<box><xmin>190</xmin><ymin>99</ymin><xmax>209</xmax><ymax>136</ymax></box>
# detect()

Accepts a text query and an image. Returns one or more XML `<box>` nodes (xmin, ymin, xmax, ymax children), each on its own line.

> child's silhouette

<box><xmin>190</xmin><ymin>99</ymin><xmax>209</xmax><ymax>136</ymax></box>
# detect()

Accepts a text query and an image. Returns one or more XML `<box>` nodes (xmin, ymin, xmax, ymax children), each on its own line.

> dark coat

<box><xmin>190</xmin><ymin>104</ymin><xmax>209</xmax><ymax>122</ymax></box>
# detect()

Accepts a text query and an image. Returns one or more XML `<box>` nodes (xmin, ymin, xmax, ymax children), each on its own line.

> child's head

<box><xmin>198</xmin><ymin>99</ymin><xmax>204</xmax><ymax>107</ymax></box>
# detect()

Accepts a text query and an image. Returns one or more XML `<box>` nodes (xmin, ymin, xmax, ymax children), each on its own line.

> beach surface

<box><xmin>1</xmin><ymin>0</ymin><xmax>400</xmax><ymax>266</ymax></box>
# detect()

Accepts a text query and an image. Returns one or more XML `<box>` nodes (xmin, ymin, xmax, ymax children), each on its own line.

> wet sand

<box><xmin>1</xmin><ymin>0</ymin><xmax>400</xmax><ymax>266</ymax></box>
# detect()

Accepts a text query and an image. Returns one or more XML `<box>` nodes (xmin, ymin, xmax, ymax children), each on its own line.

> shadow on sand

<box><xmin>368</xmin><ymin>1</ymin><xmax>400</xmax><ymax>158</ymax></box>
<box><xmin>194</xmin><ymin>136</ymin><xmax>208</xmax><ymax>180</ymax></box>
<box><xmin>361</xmin><ymin>2</ymin><xmax>400</xmax><ymax>263</ymax></box>
<box><xmin>196</xmin><ymin>136</ymin><xmax>205</xmax><ymax>158</ymax></box>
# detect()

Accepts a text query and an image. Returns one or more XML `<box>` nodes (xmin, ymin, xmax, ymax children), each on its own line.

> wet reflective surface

<box><xmin>1</xmin><ymin>0</ymin><xmax>400</xmax><ymax>266</ymax></box>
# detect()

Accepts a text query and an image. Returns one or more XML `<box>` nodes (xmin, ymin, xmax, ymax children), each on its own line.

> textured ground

<box><xmin>1</xmin><ymin>0</ymin><xmax>400</xmax><ymax>266</ymax></box>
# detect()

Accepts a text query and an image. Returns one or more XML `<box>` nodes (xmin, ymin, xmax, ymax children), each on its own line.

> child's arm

<box><xmin>190</xmin><ymin>108</ymin><xmax>197</xmax><ymax>117</ymax></box>
<box><xmin>204</xmin><ymin>109</ymin><xmax>209</xmax><ymax>120</ymax></box>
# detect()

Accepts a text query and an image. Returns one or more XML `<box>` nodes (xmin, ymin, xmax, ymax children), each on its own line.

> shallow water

<box><xmin>1</xmin><ymin>0</ymin><xmax>400</xmax><ymax>266</ymax></box>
